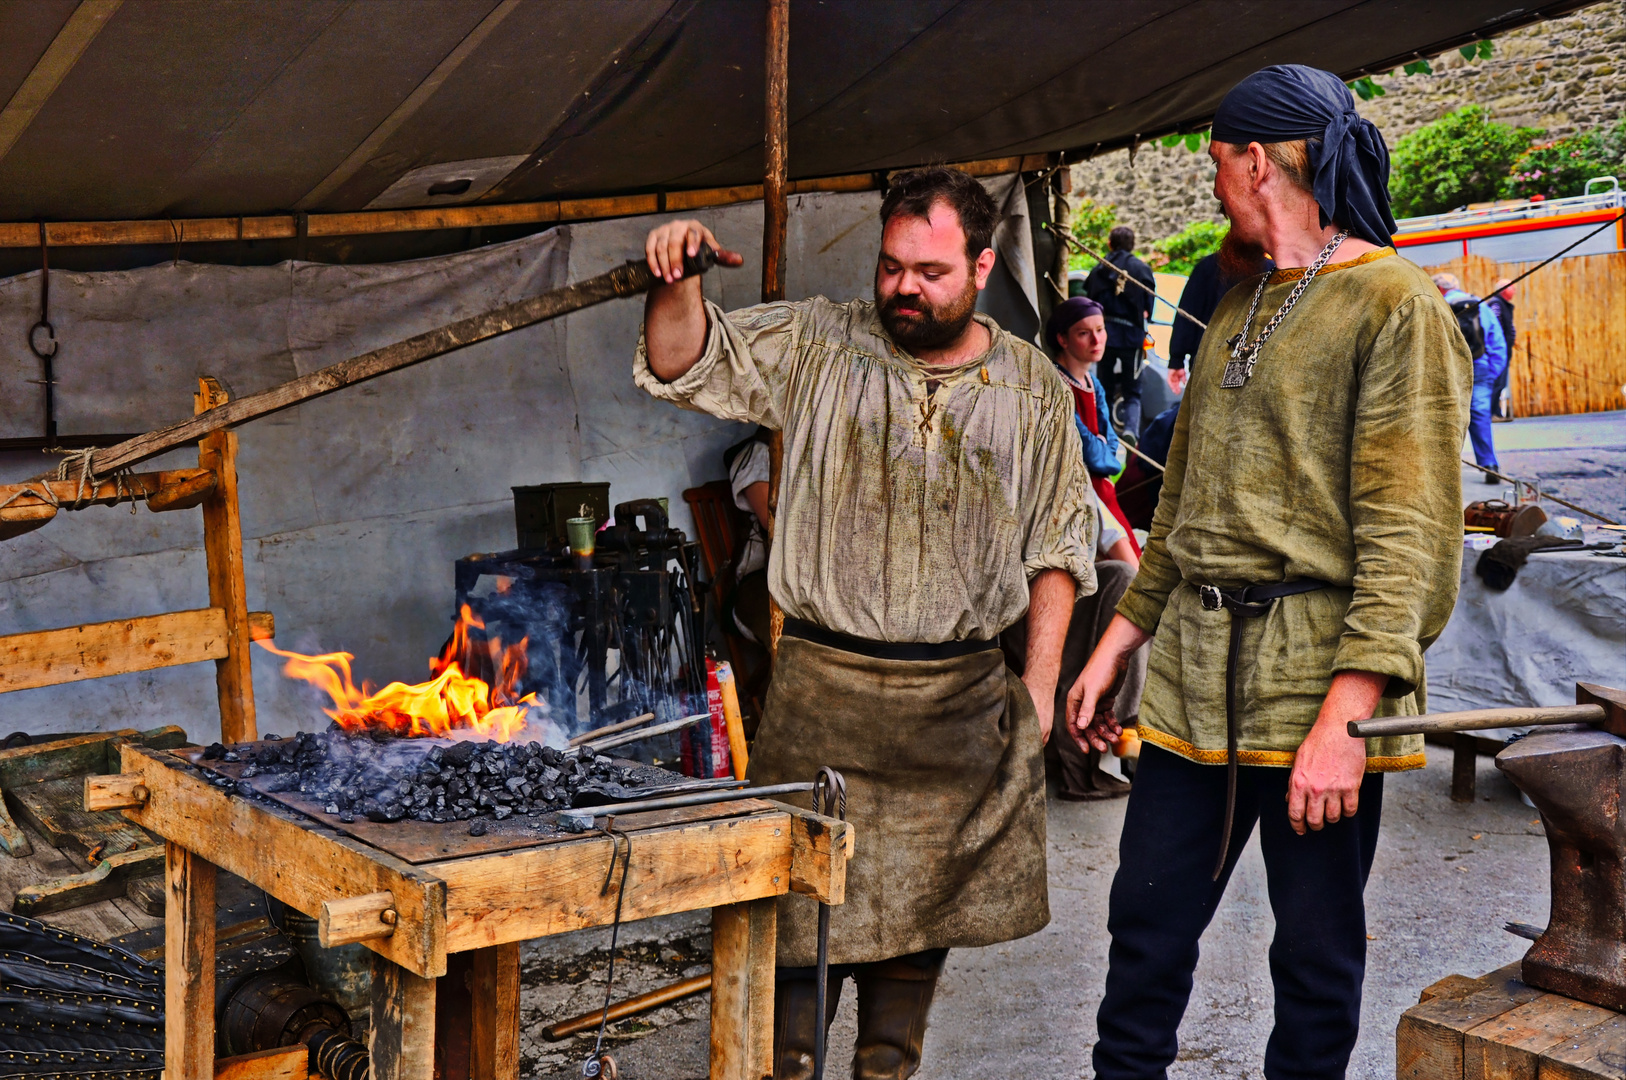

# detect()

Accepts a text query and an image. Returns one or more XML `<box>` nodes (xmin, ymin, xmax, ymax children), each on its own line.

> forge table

<box><xmin>94</xmin><ymin>743</ymin><xmax>852</xmax><ymax>1080</ymax></box>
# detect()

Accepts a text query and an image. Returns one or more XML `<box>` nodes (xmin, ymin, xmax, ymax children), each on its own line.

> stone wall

<box><xmin>1071</xmin><ymin>1</ymin><xmax>1626</xmax><ymax>245</ymax></box>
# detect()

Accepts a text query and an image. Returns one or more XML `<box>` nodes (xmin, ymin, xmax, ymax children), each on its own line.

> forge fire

<box><xmin>258</xmin><ymin>604</ymin><xmax>547</xmax><ymax>744</ymax></box>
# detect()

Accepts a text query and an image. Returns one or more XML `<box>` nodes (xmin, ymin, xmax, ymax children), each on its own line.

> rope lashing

<box><xmin>0</xmin><ymin>447</ymin><xmax>138</xmax><ymax>517</ymax></box>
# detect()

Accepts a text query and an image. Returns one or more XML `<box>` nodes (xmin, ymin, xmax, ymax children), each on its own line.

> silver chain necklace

<box><xmin>1220</xmin><ymin>229</ymin><xmax>1349</xmax><ymax>389</ymax></box>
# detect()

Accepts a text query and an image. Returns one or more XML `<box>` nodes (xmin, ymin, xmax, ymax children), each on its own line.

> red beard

<box><xmin>1217</xmin><ymin>229</ymin><xmax>1270</xmax><ymax>282</ymax></box>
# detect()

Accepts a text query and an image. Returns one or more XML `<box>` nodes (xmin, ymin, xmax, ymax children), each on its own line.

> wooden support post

<box><xmin>711</xmin><ymin>897</ymin><xmax>776</xmax><ymax>1080</ymax></box>
<box><xmin>761</xmin><ymin>0</ymin><xmax>790</xmax><ymax>660</ymax></box>
<box><xmin>165</xmin><ymin>841</ymin><xmax>216</xmax><ymax>1080</ymax></box>
<box><xmin>196</xmin><ymin>377</ymin><xmax>257</xmax><ymax>743</ymax></box>
<box><xmin>371</xmin><ymin>953</ymin><xmax>437</xmax><ymax>1080</ymax></box>
<box><xmin>1452</xmin><ymin>733</ymin><xmax>1477</xmax><ymax>803</ymax></box>
<box><xmin>469</xmin><ymin>942</ymin><xmax>521</xmax><ymax>1080</ymax></box>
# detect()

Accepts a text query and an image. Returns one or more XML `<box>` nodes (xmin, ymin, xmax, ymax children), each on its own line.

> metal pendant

<box><xmin>1220</xmin><ymin>347</ymin><xmax>1254</xmax><ymax>389</ymax></box>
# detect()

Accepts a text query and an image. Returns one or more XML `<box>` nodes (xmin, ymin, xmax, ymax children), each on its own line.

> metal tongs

<box><xmin>812</xmin><ymin>766</ymin><xmax>848</xmax><ymax>1080</ymax></box>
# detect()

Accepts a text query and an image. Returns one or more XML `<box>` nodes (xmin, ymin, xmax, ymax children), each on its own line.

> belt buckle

<box><xmin>1199</xmin><ymin>585</ymin><xmax>1222</xmax><ymax>612</ymax></box>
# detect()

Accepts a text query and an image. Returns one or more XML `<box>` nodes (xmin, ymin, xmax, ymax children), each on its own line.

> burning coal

<box><xmin>200</xmin><ymin>729</ymin><xmax>646</xmax><ymax>834</ymax></box>
<box><xmin>257</xmin><ymin>605</ymin><xmax>555</xmax><ymax>744</ymax></box>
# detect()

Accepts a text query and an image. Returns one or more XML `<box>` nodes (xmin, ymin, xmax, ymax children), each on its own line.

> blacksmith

<box><xmin>635</xmin><ymin>167</ymin><xmax>1095</xmax><ymax>1080</ymax></box>
<box><xmin>1068</xmin><ymin>65</ymin><xmax>1472</xmax><ymax>1079</ymax></box>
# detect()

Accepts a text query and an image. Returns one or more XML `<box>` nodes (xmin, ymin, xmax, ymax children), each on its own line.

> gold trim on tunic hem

<box><xmin>1138</xmin><ymin>724</ymin><xmax>1426</xmax><ymax>773</ymax></box>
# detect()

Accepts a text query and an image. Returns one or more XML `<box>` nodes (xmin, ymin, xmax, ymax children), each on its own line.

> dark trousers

<box><xmin>1099</xmin><ymin>346</ymin><xmax>1145</xmax><ymax>437</ymax></box>
<box><xmin>1093</xmin><ymin>745</ymin><xmax>1384</xmax><ymax>1080</ymax></box>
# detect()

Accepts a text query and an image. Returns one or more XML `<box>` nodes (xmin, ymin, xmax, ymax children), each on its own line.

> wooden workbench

<box><xmin>101</xmin><ymin>743</ymin><xmax>852</xmax><ymax>1080</ymax></box>
<box><xmin>1398</xmin><ymin>961</ymin><xmax>1626</xmax><ymax>1079</ymax></box>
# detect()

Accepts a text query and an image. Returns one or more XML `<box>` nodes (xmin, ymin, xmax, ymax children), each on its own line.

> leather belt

<box><xmin>780</xmin><ymin>617</ymin><xmax>999</xmax><ymax>662</ymax></box>
<box><xmin>1198</xmin><ymin>578</ymin><xmax>1333</xmax><ymax>880</ymax></box>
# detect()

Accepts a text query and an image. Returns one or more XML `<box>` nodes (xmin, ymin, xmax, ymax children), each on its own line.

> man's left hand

<box><xmin>1286</xmin><ymin>670</ymin><xmax>1388</xmax><ymax>835</ymax></box>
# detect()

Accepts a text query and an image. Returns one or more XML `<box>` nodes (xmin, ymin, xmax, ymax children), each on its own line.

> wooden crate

<box><xmin>1398</xmin><ymin>962</ymin><xmax>1626</xmax><ymax>1079</ymax></box>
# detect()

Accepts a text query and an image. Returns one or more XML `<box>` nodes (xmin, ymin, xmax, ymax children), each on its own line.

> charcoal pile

<box><xmin>197</xmin><ymin>730</ymin><xmax>676</xmax><ymax>835</ymax></box>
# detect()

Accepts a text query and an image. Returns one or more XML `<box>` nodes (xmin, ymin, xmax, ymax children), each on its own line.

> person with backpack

<box><xmin>1433</xmin><ymin>272</ymin><xmax>1507</xmax><ymax>482</ymax></box>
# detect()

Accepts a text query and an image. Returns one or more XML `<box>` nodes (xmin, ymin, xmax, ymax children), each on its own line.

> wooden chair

<box><xmin>683</xmin><ymin>482</ymin><xmax>767</xmax><ymax>719</ymax></box>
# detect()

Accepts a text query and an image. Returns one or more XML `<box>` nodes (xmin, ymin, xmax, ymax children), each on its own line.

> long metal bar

<box><xmin>582</xmin><ymin>711</ymin><xmax>709</xmax><ymax>752</ymax></box>
<box><xmin>558</xmin><ymin>782</ymin><xmax>813</xmax><ymax>825</ymax></box>
<box><xmin>1460</xmin><ymin>459</ymin><xmax>1620</xmax><ymax>525</ymax></box>
<box><xmin>568</xmin><ymin>712</ymin><xmax>656</xmax><ymax>747</ymax></box>
<box><xmin>1046</xmin><ymin>224</ymin><xmax>1209</xmax><ymax>330</ymax></box>
<box><xmin>1350</xmin><ymin>704</ymin><xmax>1603</xmax><ymax>739</ymax></box>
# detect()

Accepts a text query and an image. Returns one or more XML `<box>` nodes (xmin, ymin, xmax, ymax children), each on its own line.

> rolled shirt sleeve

<box><xmin>1333</xmin><ymin>294</ymin><xmax>1471</xmax><ymax>695</ymax></box>
<box><xmin>1022</xmin><ymin>375</ymin><xmax>1099</xmax><ymax>600</ymax></box>
<box><xmin>633</xmin><ymin>298</ymin><xmax>799</xmax><ymax>427</ymax></box>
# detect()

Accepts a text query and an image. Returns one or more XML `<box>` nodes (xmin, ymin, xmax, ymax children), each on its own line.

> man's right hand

<box><xmin>1067</xmin><ymin>615</ymin><xmax>1152</xmax><ymax>752</ymax></box>
<box><xmin>645</xmin><ymin>220</ymin><xmax>743</xmax><ymax>284</ymax></box>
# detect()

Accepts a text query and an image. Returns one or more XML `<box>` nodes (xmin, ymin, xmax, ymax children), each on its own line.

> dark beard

<box><xmin>1217</xmin><ymin>229</ymin><xmax>1270</xmax><ymax>284</ymax></box>
<box><xmin>875</xmin><ymin>278</ymin><xmax>979</xmax><ymax>352</ymax></box>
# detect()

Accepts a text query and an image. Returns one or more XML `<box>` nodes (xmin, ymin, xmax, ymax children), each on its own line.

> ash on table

<box><xmin>198</xmin><ymin>730</ymin><xmax>654</xmax><ymax>834</ymax></box>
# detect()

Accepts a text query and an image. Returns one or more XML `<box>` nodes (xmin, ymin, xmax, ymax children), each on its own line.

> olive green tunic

<box><xmin>1117</xmin><ymin>249</ymin><xmax>1472</xmax><ymax>770</ymax></box>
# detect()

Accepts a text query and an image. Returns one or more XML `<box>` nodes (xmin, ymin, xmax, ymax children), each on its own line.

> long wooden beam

<box><xmin>0</xmin><ymin>467</ymin><xmax>215</xmax><ymax>512</ymax></box>
<box><xmin>0</xmin><ymin>0</ymin><xmax>124</xmax><ymax>165</ymax></box>
<box><xmin>0</xmin><ymin>154</ymin><xmax>1054</xmax><ymax>250</ymax></box>
<box><xmin>761</xmin><ymin>0</ymin><xmax>790</xmax><ymax>304</ymax></box>
<box><xmin>0</xmin><ymin>607</ymin><xmax>274</xmax><ymax>693</ymax></box>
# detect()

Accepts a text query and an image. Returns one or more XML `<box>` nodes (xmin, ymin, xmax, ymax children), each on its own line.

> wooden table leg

<box><xmin>711</xmin><ymin>897</ymin><xmax>776</xmax><ymax>1080</ymax></box>
<box><xmin>470</xmin><ymin>943</ymin><xmax>521</xmax><ymax>1080</ymax></box>
<box><xmin>371</xmin><ymin>952</ymin><xmax>437</xmax><ymax>1080</ymax></box>
<box><xmin>165</xmin><ymin>841</ymin><xmax>216</xmax><ymax>1080</ymax></box>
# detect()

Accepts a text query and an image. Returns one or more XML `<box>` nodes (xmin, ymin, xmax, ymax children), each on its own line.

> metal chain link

<box><xmin>1225</xmin><ymin>230</ymin><xmax>1350</xmax><ymax>385</ymax></box>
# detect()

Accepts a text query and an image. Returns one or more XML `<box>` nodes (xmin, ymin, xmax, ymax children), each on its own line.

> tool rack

<box><xmin>91</xmin><ymin>743</ymin><xmax>849</xmax><ymax>1080</ymax></box>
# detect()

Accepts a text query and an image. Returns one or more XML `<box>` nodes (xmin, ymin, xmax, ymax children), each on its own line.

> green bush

<box><xmin>1388</xmin><ymin>106</ymin><xmax>1541</xmax><ymax>218</ymax></box>
<box><xmin>1153</xmin><ymin>221</ymin><xmax>1227</xmax><ymax>275</ymax></box>
<box><xmin>1504</xmin><ymin>119</ymin><xmax>1626</xmax><ymax>200</ymax></box>
<box><xmin>1067</xmin><ymin>198</ymin><xmax>1118</xmax><ymax>272</ymax></box>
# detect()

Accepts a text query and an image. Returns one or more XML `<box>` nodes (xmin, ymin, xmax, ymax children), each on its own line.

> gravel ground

<box><xmin>515</xmin><ymin>753</ymin><xmax>1548</xmax><ymax>1080</ymax></box>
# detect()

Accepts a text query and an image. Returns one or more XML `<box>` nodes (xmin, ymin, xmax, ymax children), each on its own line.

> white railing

<box><xmin>1393</xmin><ymin>177</ymin><xmax>1623</xmax><ymax>234</ymax></box>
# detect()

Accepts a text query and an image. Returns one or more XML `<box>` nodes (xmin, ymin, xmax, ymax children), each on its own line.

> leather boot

<box><xmin>774</xmin><ymin>966</ymin><xmax>843</xmax><ymax>1080</ymax></box>
<box><xmin>851</xmin><ymin>951</ymin><xmax>946</xmax><ymax>1080</ymax></box>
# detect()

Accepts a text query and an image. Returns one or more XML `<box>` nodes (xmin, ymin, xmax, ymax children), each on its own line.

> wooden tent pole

<box><xmin>762</xmin><ymin>0</ymin><xmax>789</xmax><ymax>658</ymax></box>
<box><xmin>195</xmin><ymin>377</ymin><xmax>257</xmax><ymax>743</ymax></box>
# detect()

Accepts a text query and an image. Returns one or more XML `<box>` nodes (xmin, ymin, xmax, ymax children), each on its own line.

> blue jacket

<box><xmin>1445</xmin><ymin>288</ymin><xmax>1508</xmax><ymax>383</ymax></box>
<box><xmin>1065</xmin><ymin>370</ymin><xmax>1120</xmax><ymax>476</ymax></box>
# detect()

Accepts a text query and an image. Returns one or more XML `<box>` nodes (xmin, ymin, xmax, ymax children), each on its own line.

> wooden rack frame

<box><xmin>0</xmin><ymin>376</ymin><xmax>270</xmax><ymax>743</ymax></box>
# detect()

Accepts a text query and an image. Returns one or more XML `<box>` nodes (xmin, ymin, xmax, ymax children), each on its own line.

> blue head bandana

<box><xmin>1210</xmin><ymin>64</ymin><xmax>1396</xmax><ymax>248</ymax></box>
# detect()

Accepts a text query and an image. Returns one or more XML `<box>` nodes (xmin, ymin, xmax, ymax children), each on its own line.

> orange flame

<box><xmin>257</xmin><ymin>605</ymin><xmax>538</xmax><ymax>742</ymax></box>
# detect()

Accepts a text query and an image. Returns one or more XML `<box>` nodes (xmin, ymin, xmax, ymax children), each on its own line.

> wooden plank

<box><xmin>0</xmin><ymin>793</ymin><xmax>29</xmax><ymax>856</ymax></box>
<box><xmin>0</xmin><ymin>730</ymin><xmax>136</xmax><ymax>786</ymax></box>
<box><xmin>371</xmin><ymin>952</ymin><xmax>437</xmax><ymax>1080</ymax></box>
<box><xmin>197</xmin><ymin>377</ymin><xmax>256</xmax><ymax>744</ymax></box>
<box><xmin>0</xmin><ymin>815</ymin><xmax>149</xmax><ymax>941</ymax></box>
<box><xmin>11</xmin><ymin>843</ymin><xmax>163</xmax><ymax>916</ymax></box>
<box><xmin>1539</xmin><ymin>1014</ymin><xmax>1626</xmax><ymax>1079</ymax></box>
<box><xmin>1465</xmin><ymin>993</ymin><xmax>1616</xmax><ymax>1079</ymax></box>
<box><xmin>1423</xmin><ymin>973</ymin><xmax>1495</xmax><ymax>1003</ymax></box>
<box><xmin>710</xmin><ymin>897</ymin><xmax>776</xmax><ymax>1080</ymax></box>
<box><xmin>0</xmin><ymin>158</ymin><xmax>1051</xmax><ymax>248</ymax></box>
<box><xmin>1397</xmin><ymin>963</ymin><xmax>1543</xmax><ymax>1080</ymax></box>
<box><xmin>167</xmin><ymin>842</ymin><xmax>217</xmax><ymax>1080</ymax></box>
<box><xmin>0</xmin><ymin>468</ymin><xmax>214</xmax><ymax>513</ymax></box>
<box><xmin>119</xmin><ymin>744</ymin><xmax>447</xmax><ymax>978</ymax></box>
<box><xmin>469</xmin><ymin>942</ymin><xmax>521</xmax><ymax>1080</ymax></box>
<box><xmin>9</xmin><ymin>774</ymin><xmax>156</xmax><ymax>858</ymax></box>
<box><xmin>85</xmin><ymin>772</ymin><xmax>150</xmax><ymax>810</ymax></box>
<box><xmin>214</xmin><ymin>1045</ymin><xmax>309</xmax><ymax>1080</ymax></box>
<box><xmin>435</xmin><ymin>812</ymin><xmax>793</xmax><ymax>953</ymax></box>
<box><xmin>0</xmin><ymin>0</ymin><xmax>123</xmax><ymax>163</ymax></box>
<box><xmin>0</xmin><ymin>608</ymin><xmax>272</xmax><ymax>693</ymax></box>
<box><xmin>319</xmin><ymin>889</ymin><xmax>397</xmax><ymax>946</ymax></box>
<box><xmin>778</xmin><ymin>801</ymin><xmax>852</xmax><ymax>905</ymax></box>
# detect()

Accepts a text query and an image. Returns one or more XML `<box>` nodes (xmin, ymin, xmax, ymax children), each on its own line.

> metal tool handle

<box><xmin>1349</xmin><ymin>704</ymin><xmax>1603</xmax><ymax>739</ymax></box>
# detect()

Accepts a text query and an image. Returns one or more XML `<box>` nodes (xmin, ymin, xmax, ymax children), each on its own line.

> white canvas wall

<box><xmin>0</xmin><ymin>189</ymin><xmax>892</xmax><ymax>739</ymax></box>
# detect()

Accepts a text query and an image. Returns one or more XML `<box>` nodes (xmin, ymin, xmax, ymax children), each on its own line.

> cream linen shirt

<box><xmin>634</xmin><ymin>296</ymin><xmax>1096</xmax><ymax>642</ymax></box>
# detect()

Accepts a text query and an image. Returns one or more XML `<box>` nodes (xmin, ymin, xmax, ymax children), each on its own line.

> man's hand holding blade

<box><xmin>1286</xmin><ymin>670</ymin><xmax>1386</xmax><ymax>834</ymax></box>
<box><xmin>642</xmin><ymin>220</ymin><xmax>744</xmax><ymax>383</ymax></box>
<box><xmin>1067</xmin><ymin>614</ymin><xmax>1150</xmax><ymax>752</ymax></box>
<box><xmin>645</xmin><ymin>219</ymin><xmax>743</xmax><ymax>284</ymax></box>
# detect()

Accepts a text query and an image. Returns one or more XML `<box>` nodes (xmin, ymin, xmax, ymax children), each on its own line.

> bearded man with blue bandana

<box><xmin>1068</xmin><ymin>65</ymin><xmax>1473</xmax><ymax>1079</ymax></box>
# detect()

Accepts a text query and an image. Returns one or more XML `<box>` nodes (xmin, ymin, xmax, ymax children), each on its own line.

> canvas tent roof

<box><xmin>0</xmin><ymin>0</ymin><xmax>1596</xmax><ymax>224</ymax></box>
